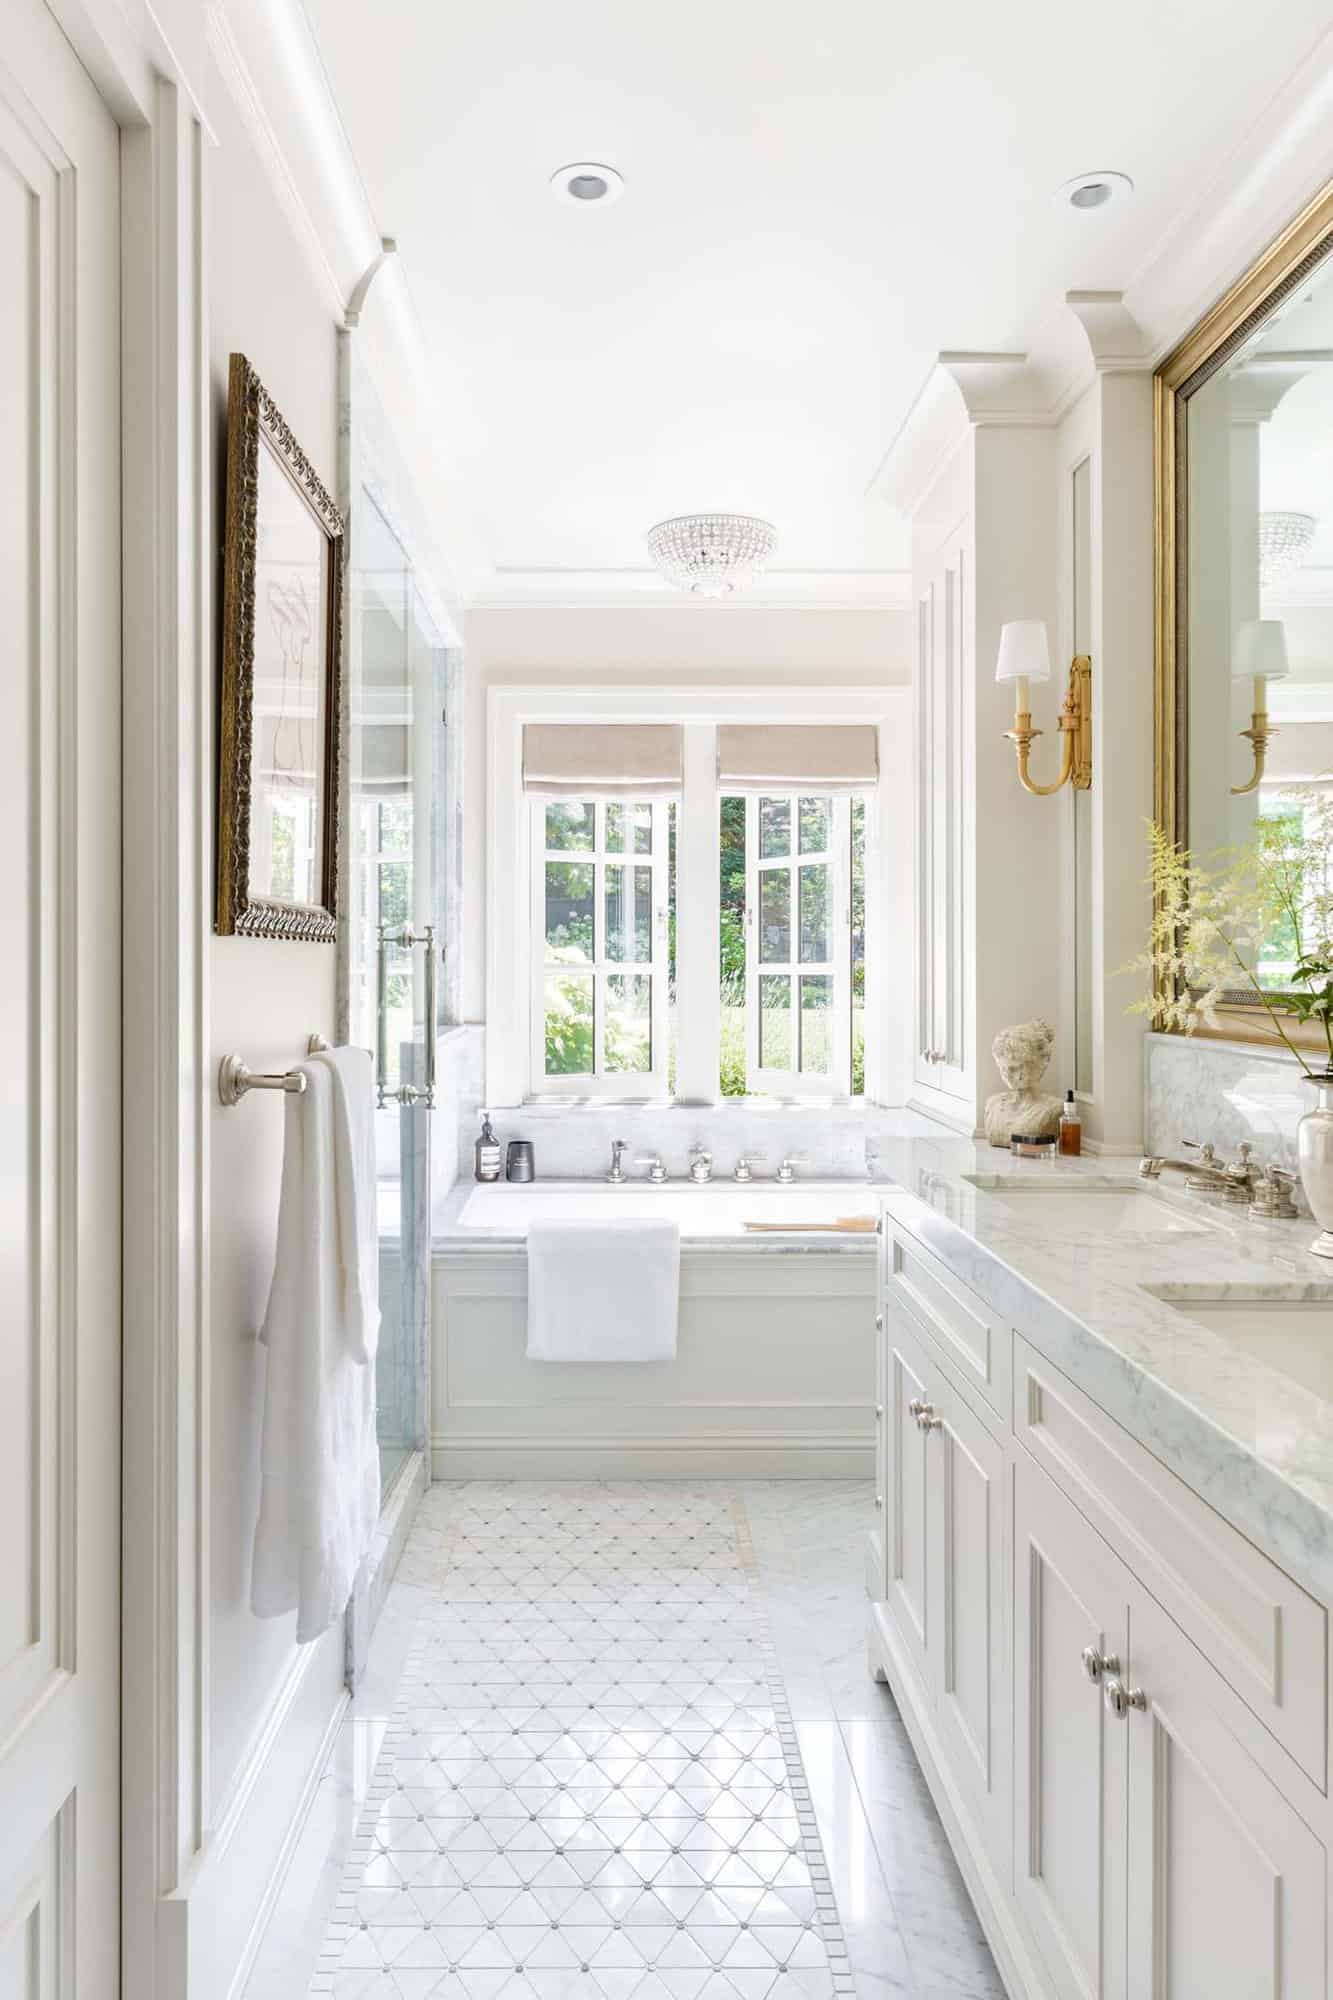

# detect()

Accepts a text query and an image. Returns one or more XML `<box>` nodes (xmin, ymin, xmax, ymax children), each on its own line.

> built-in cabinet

<box><xmin>870</xmin><ymin>1215</ymin><xmax>1331</xmax><ymax>2000</ymax></box>
<box><xmin>913</xmin><ymin>531</ymin><xmax>972</xmax><ymax>1108</ymax></box>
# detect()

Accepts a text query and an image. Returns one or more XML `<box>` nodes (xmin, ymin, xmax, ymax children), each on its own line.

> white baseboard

<box><xmin>166</xmin><ymin>1620</ymin><xmax>347</xmax><ymax>2000</ymax></box>
<box><xmin>868</xmin><ymin>1602</ymin><xmax>1053</xmax><ymax>2000</ymax></box>
<box><xmin>433</xmin><ymin>1433</ymin><xmax>874</xmax><ymax>1480</ymax></box>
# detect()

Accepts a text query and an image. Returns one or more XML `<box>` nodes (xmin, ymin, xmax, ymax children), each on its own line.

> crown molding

<box><xmin>869</xmin><ymin>350</ymin><xmax>1067</xmax><ymax>516</ymax></box>
<box><xmin>1124</xmin><ymin>27</ymin><xmax>1333</xmax><ymax>363</ymax></box>
<box><xmin>467</xmin><ymin>568</ymin><xmax>913</xmax><ymax>612</ymax></box>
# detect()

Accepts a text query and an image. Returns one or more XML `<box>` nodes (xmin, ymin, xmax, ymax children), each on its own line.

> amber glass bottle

<box><xmin>1058</xmin><ymin>1089</ymin><xmax>1082</xmax><ymax>1157</ymax></box>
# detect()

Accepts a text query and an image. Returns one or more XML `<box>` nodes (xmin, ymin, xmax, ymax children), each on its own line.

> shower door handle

<box><xmin>376</xmin><ymin>922</ymin><xmax>437</xmax><ymax>1109</ymax></box>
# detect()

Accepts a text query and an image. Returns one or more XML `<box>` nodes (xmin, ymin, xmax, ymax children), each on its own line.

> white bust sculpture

<box><xmin>983</xmin><ymin>1019</ymin><xmax>1062</xmax><ymax>1148</ymax></box>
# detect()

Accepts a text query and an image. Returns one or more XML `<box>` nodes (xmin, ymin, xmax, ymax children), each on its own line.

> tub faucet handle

<box><xmin>636</xmin><ymin>1153</ymin><xmax>668</xmax><ymax>1183</ymax></box>
<box><xmin>776</xmin><ymin>1153</ymin><xmax>809</xmax><ymax>1184</ymax></box>
<box><xmin>733</xmin><ymin>1151</ymin><xmax>766</xmax><ymax>1183</ymax></box>
<box><xmin>688</xmin><ymin>1145</ymin><xmax>713</xmax><ymax>1184</ymax></box>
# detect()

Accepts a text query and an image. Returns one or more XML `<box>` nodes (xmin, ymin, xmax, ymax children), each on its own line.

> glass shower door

<box><xmin>347</xmin><ymin>493</ymin><xmax>443</xmax><ymax>1496</ymax></box>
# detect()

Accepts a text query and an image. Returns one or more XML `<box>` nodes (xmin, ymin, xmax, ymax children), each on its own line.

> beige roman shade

<box><xmin>716</xmin><ymin>723</ymin><xmax>879</xmax><ymax>794</ymax></box>
<box><xmin>523</xmin><ymin>723</ymin><xmax>683</xmax><ymax>797</ymax></box>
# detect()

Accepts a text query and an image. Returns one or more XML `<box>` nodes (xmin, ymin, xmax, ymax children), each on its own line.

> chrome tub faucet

<box><xmin>607</xmin><ymin>1138</ymin><xmax>629</xmax><ymax>1184</ymax></box>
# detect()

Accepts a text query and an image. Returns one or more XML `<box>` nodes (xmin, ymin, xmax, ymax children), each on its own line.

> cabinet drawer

<box><xmin>886</xmin><ymin>1227</ymin><xmax>1011</xmax><ymax>1421</ymax></box>
<box><xmin>1016</xmin><ymin>1333</ymin><xmax>1327</xmax><ymax>1790</ymax></box>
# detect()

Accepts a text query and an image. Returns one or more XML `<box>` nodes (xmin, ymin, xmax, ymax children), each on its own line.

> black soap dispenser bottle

<box><xmin>474</xmin><ymin>1112</ymin><xmax>502</xmax><ymax>1182</ymax></box>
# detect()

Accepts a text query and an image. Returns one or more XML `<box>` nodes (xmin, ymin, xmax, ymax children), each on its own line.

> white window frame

<box><xmin>485</xmin><ymin>686</ymin><xmax>901</xmax><ymax>1109</ymax></box>
<box><xmin>529</xmin><ymin>796</ymin><xmax>672</xmax><ymax>1096</ymax></box>
<box><xmin>744</xmin><ymin>793</ymin><xmax>853</xmax><ymax>1096</ymax></box>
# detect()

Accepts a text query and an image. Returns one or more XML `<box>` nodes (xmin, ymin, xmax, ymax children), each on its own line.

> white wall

<box><xmin>203</xmin><ymin>35</ymin><xmax>345</xmax><ymax>1905</ymax></box>
<box><xmin>461</xmin><ymin>603</ymin><xmax>913</xmax><ymax>1036</ymax></box>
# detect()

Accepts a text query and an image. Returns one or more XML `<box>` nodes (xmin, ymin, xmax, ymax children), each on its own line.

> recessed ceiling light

<box><xmin>550</xmin><ymin>162</ymin><xmax>624</xmax><ymax>207</ymax></box>
<box><xmin>1056</xmin><ymin>170</ymin><xmax>1134</xmax><ymax>212</ymax></box>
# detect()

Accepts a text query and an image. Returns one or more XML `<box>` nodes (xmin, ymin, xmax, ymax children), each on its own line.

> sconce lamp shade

<box><xmin>995</xmin><ymin>619</ymin><xmax>1052</xmax><ymax>685</ymax></box>
<box><xmin>1232</xmin><ymin>618</ymin><xmax>1290</xmax><ymax>682</ymax></box>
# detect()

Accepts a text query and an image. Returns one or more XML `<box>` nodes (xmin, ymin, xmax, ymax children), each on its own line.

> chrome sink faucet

<box><xmin>688</xmin><ymin>1145</ymin><xmax>713</xmax><ymax>1185</ymax></box>
<box><xmin>1140</xmin><ymin>1139</ymin><xmax>1258</xmax><ymax>1202</ymax></box>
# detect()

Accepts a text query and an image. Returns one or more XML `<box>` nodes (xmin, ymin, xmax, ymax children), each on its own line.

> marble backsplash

<box><xmin>433</xmin><ymin>1023</ymin><xmax>909</xmax><ymax>1200</ymax></box>
<box><xmin>1144</xmin><ymin>1030</ymin><xmax>1314</xmax><ymax>1199</ymax></box>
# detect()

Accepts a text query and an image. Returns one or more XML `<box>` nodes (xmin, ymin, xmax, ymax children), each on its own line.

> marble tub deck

<box><xmin>242</xmin><ymin>1481</ymin><xmax>1003</xmax><ymax>2000</ymax></box>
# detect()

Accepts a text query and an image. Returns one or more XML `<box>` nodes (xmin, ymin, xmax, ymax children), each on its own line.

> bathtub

<box><xmin>433</xmin><ymin>1178</ymin><xmax>878</xmax><ymax>1479</ymax></box>
<box><xmin>456</xmin><ymin>1177</ymin><xmax>878</xmax><ymax>1238</ymax></box>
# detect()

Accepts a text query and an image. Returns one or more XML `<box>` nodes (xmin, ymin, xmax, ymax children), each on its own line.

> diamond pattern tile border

<box><xmin>307</xmin><ymin>1484</ymin><xmax>856</xmax><ymax>2000</ymax></box>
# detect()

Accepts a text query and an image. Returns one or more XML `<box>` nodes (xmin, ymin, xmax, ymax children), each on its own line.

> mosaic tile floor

<box><xmin>311</xmin><ymin>1487</ymin><xmax>854</xmax><ymax>1999</ymax></box>
<box><xmin>245</xmin><ymin>1483</ymin><xmax>1004</xmax><ymax>2000</ymax></box>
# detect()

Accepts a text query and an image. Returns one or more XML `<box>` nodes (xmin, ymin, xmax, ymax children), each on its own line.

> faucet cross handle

<box><xmin>688</xmin><ymin>1144</ymin><xmax>714</xmax><ymax>1184</ymax></box>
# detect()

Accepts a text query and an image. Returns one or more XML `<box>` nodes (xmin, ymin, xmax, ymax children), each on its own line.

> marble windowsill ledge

<box><xmin>871</xmin><ymin>1128</ymin><xmax>1333</xmax><ymax>1606</ymax></box>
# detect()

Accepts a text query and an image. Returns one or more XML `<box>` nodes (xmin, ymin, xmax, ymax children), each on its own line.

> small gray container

<box><xmin>506</xmin><ymin>1139</ymin><xmax>535</xmax><ymax>1183</ymax></box>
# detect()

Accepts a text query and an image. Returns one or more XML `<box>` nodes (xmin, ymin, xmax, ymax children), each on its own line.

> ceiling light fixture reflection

<box><xmin>646</xmin><ymin>514</ymin><xmax>778</xmax><ymax>597</ymax></box>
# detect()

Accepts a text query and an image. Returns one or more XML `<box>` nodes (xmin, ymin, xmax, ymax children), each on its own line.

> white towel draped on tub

<box><xmin>527</xmin><ymin>1217</ymin><xmax>680</xmax><ymax>1363</ymax></box>
<box><xmin>251</xmin><ymin>1047</ymin><xmax>381</xmax><ymax>1643</ymax></box>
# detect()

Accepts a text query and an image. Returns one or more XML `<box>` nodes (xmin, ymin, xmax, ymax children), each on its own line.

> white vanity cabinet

<box><xmin>877</xmin><ymin>1250</ymin><xmax>1010</xmax><ymax>1872</ymax></box>
<box><xmin>871</xmin><ymin>1219</ymin><xmax>1331</xmax><ymax>2000</ymax></box>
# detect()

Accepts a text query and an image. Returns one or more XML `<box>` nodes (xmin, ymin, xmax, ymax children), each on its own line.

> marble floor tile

<box><xmin>243</xmin><ymin>1481</ymin><xmax>1003</xmax><ymax>2000</ymax></box>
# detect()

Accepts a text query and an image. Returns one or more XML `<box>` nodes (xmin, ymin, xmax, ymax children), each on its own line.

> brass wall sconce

<box><xmin>1230</xmin><ymin>618</ymin><xmax>1288</xmax><ymax>797</ymax></box>
<box><xmin>995</xmin><ymin>620</ymin><xmax>1092</xmax><ymax>796</ymax></box>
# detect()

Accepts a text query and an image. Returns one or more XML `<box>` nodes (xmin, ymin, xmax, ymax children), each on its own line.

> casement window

<box><xmin>490</xmin><ymin>699</ymin><xmax>888</xmax><ymax>1108</ymax></box>
<box><xmin>531</xmin><ymin>798</ymin><xmax>673</xmax><ymax>1095</ymax></box>
<box><xmin>744</xmin><ymin>793</ymin><xmax>853</xmax><ymax>1096</ymax></box>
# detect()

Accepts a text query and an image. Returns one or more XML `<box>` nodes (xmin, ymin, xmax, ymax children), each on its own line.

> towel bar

<box><xmin>218</xmin><ymin>1033</ymin><xmax>331</xmax><ymax>1106</ymax></box>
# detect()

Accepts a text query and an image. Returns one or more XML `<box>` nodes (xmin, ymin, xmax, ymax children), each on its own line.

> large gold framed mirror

<box><xmin>1156</xmin><ymin>181</ymin><xmax>1333</xmax><ymax>1035</ymax></box>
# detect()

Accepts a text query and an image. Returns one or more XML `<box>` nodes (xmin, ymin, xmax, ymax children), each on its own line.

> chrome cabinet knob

<box><xmin>1103</xmin><ymin>1676</ymin><xmax>1147</xmax><ymax>1719</ymax></box>
<box><xmin>875</xmin><ymin>1404</ymin><xmax>884</xmax><ymax>1419</ymax></box>
<box><xmin>875</xmin><ymin>1311</ymin><xmax>884</xmax><ymax>1331</ymax></box>
<box><xmin>908</xmin><ymin>1397</ymin><xmax>941</xmax><ymax>1431</ymax></box>
<box><xmin>1081</xmin><ymin>1644</ymin><xmax>1120</xmax><ymax>1684</ymax></box>
<box><xmin>875</xmin><ymin>1494</ymin><xmax>884</xmax><ymax>1510</ymax></box>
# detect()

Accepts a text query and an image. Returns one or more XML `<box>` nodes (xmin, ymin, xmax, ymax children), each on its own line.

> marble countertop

<box><xmin>874</xmin><ymin>1130</ymin><xmax>1333</xmax><ymax>1606</ymax></box>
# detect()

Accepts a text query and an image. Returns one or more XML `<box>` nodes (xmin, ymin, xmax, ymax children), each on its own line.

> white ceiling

<box><xmin>304</xmin><ymin>0</ymin><xmax>1333</xmax><ymax>601</ymax></box>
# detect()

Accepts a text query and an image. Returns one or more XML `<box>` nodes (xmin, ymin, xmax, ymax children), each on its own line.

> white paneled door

<box><xmin>1</xmin><ymin>4</ymin><xmax>120</xmax><ymax>1995</ymax></box>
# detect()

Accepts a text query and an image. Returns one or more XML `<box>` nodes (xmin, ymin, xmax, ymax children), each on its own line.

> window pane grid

<box><xmin>536</xmin><ymin>797</ymin><xmax>667</xmax><ymax>1088</ymax></box>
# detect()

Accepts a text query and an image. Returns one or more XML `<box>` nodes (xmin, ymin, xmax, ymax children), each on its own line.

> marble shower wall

<box><xmin>1144</xmin><ymin>1030</ymin><xmax>1312</xmax><ymax>1199</ymax></box>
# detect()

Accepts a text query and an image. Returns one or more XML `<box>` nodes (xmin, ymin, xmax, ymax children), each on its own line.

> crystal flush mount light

<box><xmin>1259</xmin><ymin>510</ymin><xmax>1316</xmax><ymax>589</ymax></box>
<box><xmin>645</xmin><ymin>513</ymin><xmax>778</xmax><ymax>597</ymax></box>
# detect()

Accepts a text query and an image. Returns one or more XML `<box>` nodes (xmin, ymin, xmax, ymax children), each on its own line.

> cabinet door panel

<box><xmin>883</xmin><ymin>1309</ymin><xmax>933</xmax><ymax>1697</ymax></box>
<box><xmin>1126</xmin><ymin>1588</ymin><xmax>1325</xmax><ymax>1999</ymax></box>
<box><xmin>934</xmin><ymin>1375</ymin><xmax>1009</xmax><ymax>1865</ymax></box>
<box><xmin>1014</xmin><ymin>1455</ymin><xmax>1128</xmax><ymax>2000</ymax></box>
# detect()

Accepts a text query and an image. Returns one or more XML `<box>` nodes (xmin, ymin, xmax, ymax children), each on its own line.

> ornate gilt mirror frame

<box><xmin>216</xmin><ymin>352</ymin><xmax>345</xmax><ymax>941</ymax></box>
<box><xmin>1154</xmin><ymin>178</ymin><xmax>1333</xmax><ymax>1031</ymax></box>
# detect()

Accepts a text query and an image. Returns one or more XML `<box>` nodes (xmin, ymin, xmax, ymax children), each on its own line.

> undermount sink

<box><xmin>963</xmin><ymin>1174</ymin><xmax>1226</xmax><ymax>1236</ymax></box>
<box><xmin>1146</xmin><ymin>1285</ymin><xmax>1333</xmax><ymax>1400</ymax></box>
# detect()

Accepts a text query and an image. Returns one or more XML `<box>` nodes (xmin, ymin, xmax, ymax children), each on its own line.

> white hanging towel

<box><xmin>526</xmin><ymin>1217</ymin><xmax>680</xmax><ymax>1363</ymax></box>
<box><xmin>251</xmin><ymin>1049</ymin><xmax>381</xmax><ymax>1643</ymax></box>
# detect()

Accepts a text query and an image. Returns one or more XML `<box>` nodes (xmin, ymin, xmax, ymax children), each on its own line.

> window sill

<box><xmin>508</xmin><ymin>1095</ymin><xmax>875</xmax><ymax>1114</ymax></box>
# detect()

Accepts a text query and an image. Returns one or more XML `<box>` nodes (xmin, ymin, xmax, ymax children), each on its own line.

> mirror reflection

<box><xmin>1187</xmin><ymin>251</ymin><xmax>1333</xmax><ymax>989</ymax></box>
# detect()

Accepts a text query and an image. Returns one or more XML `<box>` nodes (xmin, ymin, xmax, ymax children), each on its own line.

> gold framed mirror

<box><xmin>1156</xmin><ymin>180</ymin><xmax>1333</xmax><ymax>1035</ymax></box>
